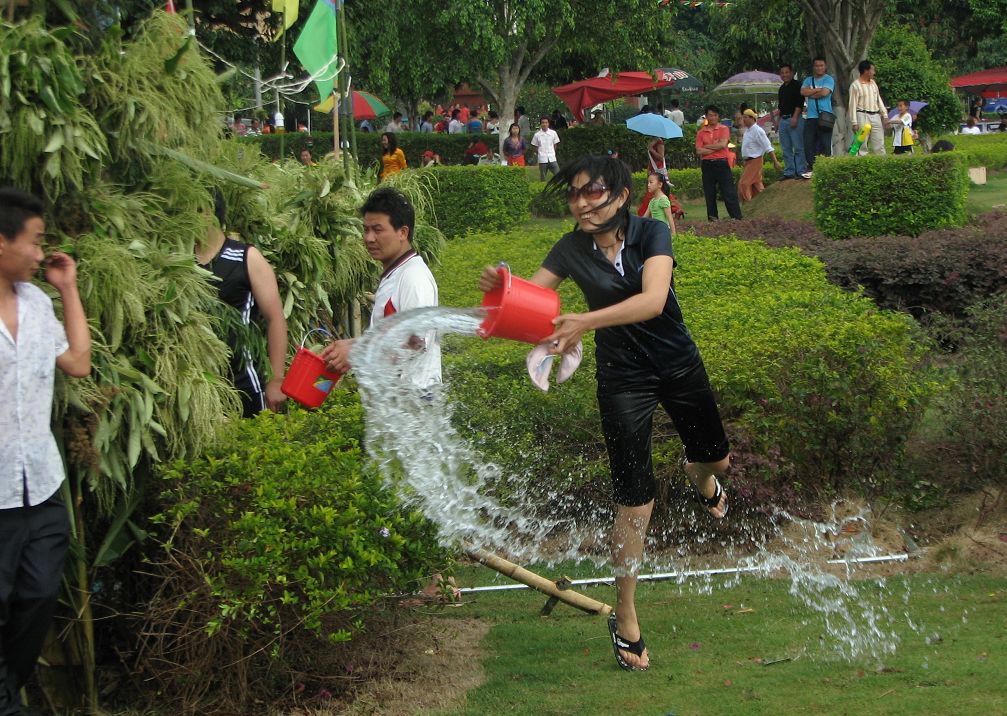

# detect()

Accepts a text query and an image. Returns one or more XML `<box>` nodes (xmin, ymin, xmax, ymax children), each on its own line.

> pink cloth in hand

<box><xmin>526</xmin><ymin>341</ymin><xmax>583</xmax><ymax>391</ymax></box>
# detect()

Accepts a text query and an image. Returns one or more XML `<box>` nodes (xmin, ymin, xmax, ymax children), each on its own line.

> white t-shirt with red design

<box><xmin>370</xmin><ymin>252</ymin><xmax>441</xmax><ymax>388</ymax></box>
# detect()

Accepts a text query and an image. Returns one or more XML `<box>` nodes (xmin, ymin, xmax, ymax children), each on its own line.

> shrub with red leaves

<box><xmin>681</xmin><ymin>212</ymin><xmax>1007</xmax><ymax>321</ymax></box>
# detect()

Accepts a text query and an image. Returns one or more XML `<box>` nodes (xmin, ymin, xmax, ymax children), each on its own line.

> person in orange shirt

<box><xmin>379</xmin><ymin>132</ymin><xmax>407</xmax><ymax>181</ymax></box>
<box><xmin>695</xmin><ymin>105</ymin><xmax>742</xmax><ymax>221</ymax></box>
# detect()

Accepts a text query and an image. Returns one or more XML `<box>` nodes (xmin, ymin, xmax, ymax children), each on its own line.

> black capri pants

<box><xmin>597</xmin><ymin>361</ymin><xmax>730</xmax><ymax>507</ymax></box>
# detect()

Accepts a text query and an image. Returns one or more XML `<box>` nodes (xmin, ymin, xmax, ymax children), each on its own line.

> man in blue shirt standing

<box><xmin>800</xmin><ymin>56</ymin><xmax>835</xmax><ymax>172</ymax></box>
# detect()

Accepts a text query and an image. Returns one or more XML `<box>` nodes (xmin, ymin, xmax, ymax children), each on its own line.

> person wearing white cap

<box><xmin>738</xmin><ymin>109</ymin><xmax>782</xmax><ymax>202</ymax></box>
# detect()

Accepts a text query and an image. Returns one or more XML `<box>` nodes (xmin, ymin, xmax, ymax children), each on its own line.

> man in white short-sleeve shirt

<box><xmin>531</xmin><ymin>117</ymin><xmax>561</xmax><ymax>180</ymax></box>
<box><xmin>321</xmin><ymin>187</ymin><xmax>440</xmax><ymax>389</ymax></box>
<box><xmin>1</xmin><ymin>187</ymin><xmax>91</xmax><ymax>714</ymax></box>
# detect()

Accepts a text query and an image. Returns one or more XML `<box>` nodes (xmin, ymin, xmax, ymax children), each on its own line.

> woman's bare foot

<box><xmin>613</xmin><ymin>612</ymin><xmax>649</xmax><ymax>670</ymax></box>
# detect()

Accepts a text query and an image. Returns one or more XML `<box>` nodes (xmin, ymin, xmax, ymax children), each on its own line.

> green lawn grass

<box><xmin>433</xmin><ymin>573</ymin><xmax>1006</xmax><ymax>716</ymax></box>
<box><xmin>965</xmin><ymin>170</ymin><xmax>1007</xmax><ymax>216</ymax></box>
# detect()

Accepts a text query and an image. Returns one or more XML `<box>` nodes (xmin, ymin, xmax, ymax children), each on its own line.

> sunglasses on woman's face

<box><xmin>566</xmin><ymin>182</ymin><xmax>608</xmax><ymax>202</ymax></box>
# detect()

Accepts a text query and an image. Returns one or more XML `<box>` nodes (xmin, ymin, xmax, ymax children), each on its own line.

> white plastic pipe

<box><xmin>457</xmin><ymin>553</ymin><xmax>909</xmax><ymax>594</ymax></box>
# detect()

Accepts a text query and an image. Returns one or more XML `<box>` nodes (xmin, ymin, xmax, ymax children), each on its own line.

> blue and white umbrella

<box><xmin>626</xmin><ymin>112</ymin><xmax>683</xmax><ymax>139</ymax></box>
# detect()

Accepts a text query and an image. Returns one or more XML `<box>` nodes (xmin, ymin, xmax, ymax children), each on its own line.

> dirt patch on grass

<box><xmin>298</xmin><ymin>617</ymin><xmax>489</xmax><ymax>716</ymax></box>
<box><xmin>744</xmin><ymin>177</ymin><xmax>815</xmax><ymax>221</ymax></box>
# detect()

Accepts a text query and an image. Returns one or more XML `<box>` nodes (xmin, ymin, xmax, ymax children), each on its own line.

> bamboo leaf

<box><xmin>43</xmin><ymin>130</ymin><xmax>65</xmax><ymax>153</ymax></box>
<box><xmin>163</xmin><ymin>37</ymin><xmax>192</xmax><ymax>76</ymax></box>
<box><xmin>152</xmin><ymin>145</ymin><xmax>267</xmax><ymax>190</ymax></box>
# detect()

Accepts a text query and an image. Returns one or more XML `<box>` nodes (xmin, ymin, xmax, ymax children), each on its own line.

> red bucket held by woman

<box><xmin>281</xmin><ymin>330</ymin><xmax>342</xmax><ymax>409</ymax></box>
<box><xmin>479</xmin><ymin>264</ymin><xmax>561</xmax><ymax>345</ymax></box>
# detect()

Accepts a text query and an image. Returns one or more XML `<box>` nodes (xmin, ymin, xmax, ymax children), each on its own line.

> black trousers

<box><xmin>700</xmin><ymin>159</ymin><xmax>742</xmax><ymax>221</ymax></box>
<box><xmin>0</xmin><ymin>495</ymin><xmax>70</xmax><ymax>716</ymax></box>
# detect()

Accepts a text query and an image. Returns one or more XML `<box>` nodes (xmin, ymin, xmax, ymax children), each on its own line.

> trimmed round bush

<box><xmin>813</xmin><ymin>152</ymin><xmax>968</xmax><ymax>239</ymax></box>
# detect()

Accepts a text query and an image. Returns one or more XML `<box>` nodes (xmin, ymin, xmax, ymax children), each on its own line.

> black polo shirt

<box><xmin>778</xmin><ymin>79</ymin><xmax>805</xmax><ymax>117</ymax></box>
<box><xmin>542</xmin><ymin>214</ymin><xmax>700</xmax><ymax>384</ymax></box>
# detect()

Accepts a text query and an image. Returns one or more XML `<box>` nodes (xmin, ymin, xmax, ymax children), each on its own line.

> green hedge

<box><xmin>242</xmin><ymin>124</ymin><xmax>707</xmax><ymax>172</ymax></box>
<box><xmin>934</xmin><ymin>133</ymin><xmax>1007</xmax><ymax>169</ymax></box>
<box><xmin>242</xmin><ymin>131</ymin><xmax>494</xmax><ymax>167</ymax></box>
<box><xmin>434</xmin><ymin>221</ymin><xmax>936</xmax><ymax>502</ymax></box>
<box><xmin>419</xmin><ymin>165</ymin><xmax>530</xmax><ymax>238</ymax></box>
<box><xmin>813</xmin><ymin>152</ymin><xmax>968</xmax><ymax>239</ymax></box>
<box><xmin>143</xmin><ymin>393</ymin><xmax>448</xmax><ymax>709</ymax></box>
<box><xmin>551</xmin><ymin>124</ymin><xmax>701</xmax><ymax>171</ymax></box>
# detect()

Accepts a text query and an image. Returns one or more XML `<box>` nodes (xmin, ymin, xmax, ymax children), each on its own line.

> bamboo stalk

<box><xmin>465</xmin><ymin>546</ymin><xmax>612</xmax><ymax>616</ymax></box>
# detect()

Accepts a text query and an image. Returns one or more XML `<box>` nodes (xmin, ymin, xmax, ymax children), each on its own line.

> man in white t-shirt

<box><xmin>666</xmin><ymin>99</ymin><xmax>685</xmax><ymax>127</ymax></box>
<box><xmin>321</xmin><ymin>187</ymin><xmax>440</xmax><ymax>389</ymax></box>
<box><xmin>448</xmin><ymin>109</ymin><xmax>465</xmax><ymax>135</ymax></box>
<box><xmin>531</xmin><ymin>117</ymin><xmax>561</xmax><ymax>180</ymax></box>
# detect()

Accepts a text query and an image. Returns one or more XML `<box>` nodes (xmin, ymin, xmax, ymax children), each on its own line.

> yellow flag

<box><xmin>314</xmin><ymin>94</ymin><xmax>335</xmax><ymax>113</ymax></box>
<box><xmin>273</xmin><ymin>0</ymin><xmax>299</xmax><ymax>34</ymax></box>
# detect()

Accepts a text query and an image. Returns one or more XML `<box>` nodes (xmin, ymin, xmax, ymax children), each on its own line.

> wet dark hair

<box><xmin>544</xmin><ymin>155</ymin><xmax>633</xmax><ymax>237</ymax></box>
<box><xmin>381</xmin><ymin>131</ymin><xmax>398</xmax><ymax>154</ymax></box>
<box><xmin>361</xmin><ymin>186</ymin><xmax>415</xmax><ymax>243</ymax></box>
<box><xmin>858</xmin><ymin>59</ymin><xmax>874</xmax><ymax>75</ymax></box>
<box><xmin>0</xmin><ymin>186</ymin><xmax>44</xmax><ymax>241</ymax></box>
<box><xmin>213</xmin><ymin>188</ymin><xmax>227</xmax><ymax>229</ymax></box>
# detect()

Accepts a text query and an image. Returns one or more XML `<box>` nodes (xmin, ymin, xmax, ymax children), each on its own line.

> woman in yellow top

<box><xmin>379</xmin><ymin>132</ymin><xmax>407</xmax><ymax>180</ymax></box>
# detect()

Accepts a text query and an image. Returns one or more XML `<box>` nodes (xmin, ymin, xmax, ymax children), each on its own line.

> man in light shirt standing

<box><xmin>800</xmin><ymin>56</ymin><xmax>835</xmax><ymax>171</ymax></box>
<box><xmin>667</xmin><ymin>99</ymin><xmax>685</xmax><ymax>127</ymax></box>
<box><xmin>848</xmin><ymin>60</ymin><xmax>889</xmax><ymax>156</ymax></box>
<box><xmin>531</xmin><ymin>117</ymin><xmax>561</xmax><ymax>180</ymax></box>
<box><xmin>738</xmin><ymin>109</ymin><xmax>782</xmax><ymax>202</ymax></box>
<box><xmin>1</xmin><ymin>187</ymin><xmax>91</xmax><ymax>716</ymax></box>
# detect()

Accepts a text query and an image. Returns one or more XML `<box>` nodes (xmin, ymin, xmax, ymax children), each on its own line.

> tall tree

<box><xmin>432</xmin><ymin>0</ymin><xmax>672</xmax><ymax>149</ymax></box>
<box><xmin>796</xmin><ymin>0</ymin><xmax>887</xmax><ymax>151</ymax></box>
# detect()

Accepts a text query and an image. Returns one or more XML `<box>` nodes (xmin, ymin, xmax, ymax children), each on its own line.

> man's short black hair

<box><xmin>779</xmin><ymin>62</ymin><xmax>793</xmax><ymax>72</ymax></box>
<box><xmin>0</xmin><ymin>187</ymin><xmax>45</xmax><ymax>241</ymax></box>
<box><xmin>813</xmin><ymin>56</ymin><xmax>826</xmax><ymax>64</ymax></box>
<box><xmin>517</xmin><ymin>106</ymin><xmax>525</xmax><ymax>114</ymax></box>
<box><xmin>393</xmin><ymin>111</ymin><xmax>402</xmax><ymax>120</ymax></box>
<box><xmin>705</xmin><ymin>104</ymin><xmax>722</xmax><ymax>116</ymax></box>
<box><xmin>858</xmin><ymin>59</ymin><xmax>874</xmax><ymax>75</ymax></box>
<box><xmin>670</xmin><ymin>99</ymin><xmax>680</xmax><ymax>108</ymax></box>
<box><xmin>361</xmin><ymin>187</ymin><xmax>415</xmax><ymax>243</ymax></box>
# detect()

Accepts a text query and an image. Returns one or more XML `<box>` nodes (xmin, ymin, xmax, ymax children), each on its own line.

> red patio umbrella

<box><xmin>950</xmin><ymin>67</ymin><xmax>1007</xmax><ymax>96</ymax></box>
<box><xmin>553</xmin><ymin>70</ymin><xmax>683</xmax><ymax>121</ymax></box>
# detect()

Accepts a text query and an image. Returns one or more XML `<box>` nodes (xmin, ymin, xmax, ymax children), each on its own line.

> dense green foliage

<box><xmin>926</xmin><ymin>298</ymin><xmax>1007</xmax><ymax>489</ymax></box>
<box><xmin>140</xmin><ymin>393</ymin><xmax>448</xmax><ymax>713</ymax></box>
<box><xmin>870</xmin><ymin>24</ymin><xmax>960</xmax><ymax>136</ymax></box>
<box><xmin>419</xmin><ymin>165</ymin><xmax>530</xmax><ymax>238</ymax></box>
<box><xmin>435</xmin><ymin>220</ymin><xmax>935</xmax><ymax>501</ymax></box>
<box><xmin>813</xmin><ymin>153</ymin><xmax>968</xmax><ymax>239</ymax></box>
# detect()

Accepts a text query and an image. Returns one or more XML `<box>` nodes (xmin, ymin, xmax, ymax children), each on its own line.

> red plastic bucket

<box><xmin>281</xmin><ymin>336</ymin><xmax>342</xmax><ymax>409</ymax></box>
<box><xmin>479</xmin><ymin>265</ymin><xmax>561</xmax><ymax>344</ymax></box>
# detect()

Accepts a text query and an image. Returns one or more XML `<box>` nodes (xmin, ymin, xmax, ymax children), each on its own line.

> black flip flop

<box><xmin>683</xmin><ymin>458</ymin><xmax>728</xmax><ymax>517</ymax></box>
<box><xmin>608</xmin><ymin>612</ymin><xmax>649</xmax><ymax>672</ymax></box>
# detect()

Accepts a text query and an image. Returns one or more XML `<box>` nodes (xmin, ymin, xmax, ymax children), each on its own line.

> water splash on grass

<box><xmin>352</xmin><ymin>306</ymin><xmax>910</xmax><ymax>662</ymax></box>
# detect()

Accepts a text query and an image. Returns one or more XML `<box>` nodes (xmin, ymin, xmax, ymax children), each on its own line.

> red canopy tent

<box><xmin>950</xmin><ymin>67</ymin><xmax>1007</xmax><ymax>97</ymax></box>
<box><xmin>553</xmin><ymin>70</ymin><xmax>684</xmax><ymax>121</ymax></box>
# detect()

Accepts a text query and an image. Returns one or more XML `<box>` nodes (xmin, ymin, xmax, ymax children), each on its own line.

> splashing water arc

<box><xmin>351</xmin><ymin>306</ymin><xmax>908</xmax><ymax>662</ymax></box>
